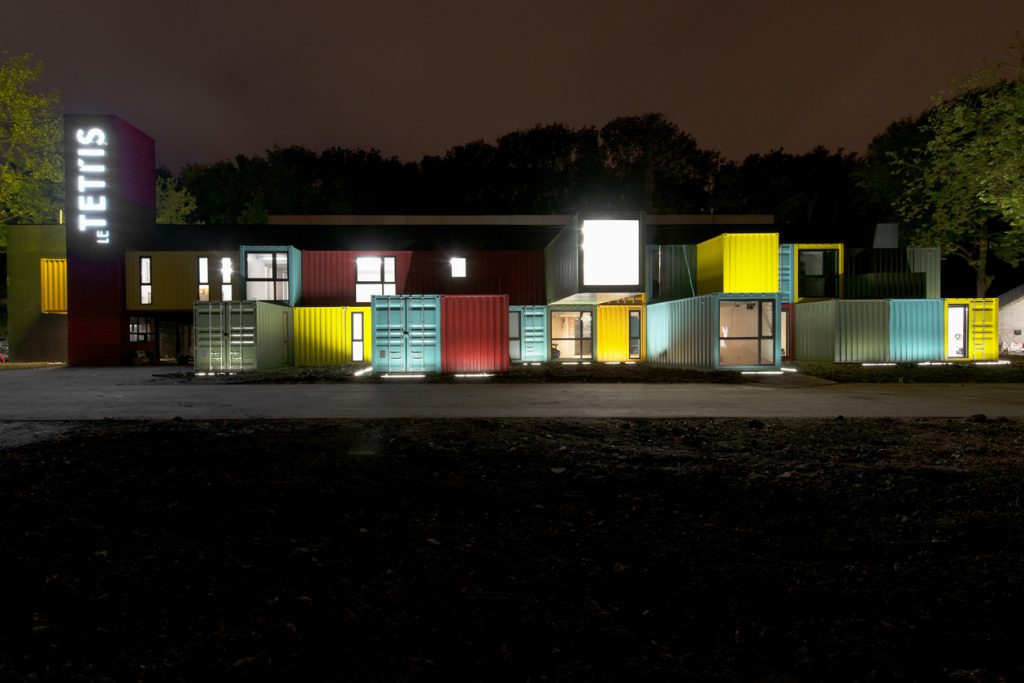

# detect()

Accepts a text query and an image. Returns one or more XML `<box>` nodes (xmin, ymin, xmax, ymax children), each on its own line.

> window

<box><xmin>451</xmin><ymin>257</ymin><xmax>466</xmax><ymax>278</ymax></box>
<box><xmin>197</xmin><ymin>257</ymin><xmax>210</xmax><ymax>302</ymax></box>
<box><xmin>221</xmin><ymin>257</ymin><xmax>233</xmax><ymax>301</ymax></box>
<box><xmin>719</xmin><ymin>300</ymin><xmax>775</xmax><ymax>366</ymax></box>
<box><xmin>129</xmin><ymin>316</ymin><xmax>155</xmax><ymax>343</ymax></box>
<box><xmin>140</xmin><ymin>256</ymin><xmax>152</xmax><ymax>305</ymax></box>
<box><xmin>245</xmin><ymin>252</ymin><xmax>289</xmax><ymax>301</ymax></box>
<box><xmin>798</xmin><ymin>249</ymin><xmax>839</xmax><ymax>298</ymax></box>
<box><xmin>509</xmin><ymin>310</ymin><xmax>522</xmax><ymax>361</ymax></box>
<box><xmin>352</xmin><ymin>311</ymin><xmax>365</xmax><ymax>362</ymax></box>
<box><xmin>550</xmin><ymin>310</ymin><xmax>593</xmax><ymax>360</ymax></box>
<box><xmin>628</xmin><ymin>310</ymin><xmax>641</xmax><ymax>359</ymax></box>
<box><xmin>355</xmin><ymin>255</ymin><xmax>397</xmax><ymax>303</ymax></box>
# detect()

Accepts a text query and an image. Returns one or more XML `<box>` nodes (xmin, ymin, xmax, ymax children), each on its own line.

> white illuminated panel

<box><xmin>74</xmin><ymin>127</ymin><xmax>110</xmax><ymax>245</ymax></box>
<box><xmin>581</xmin><ymin>219</ymin><xmax>639</xmax><ymax>286</ymax></box>
<box><xmin>451</xmin><ymin>257</ymin><xmax>466</xmax><ymax>278</ymax></box>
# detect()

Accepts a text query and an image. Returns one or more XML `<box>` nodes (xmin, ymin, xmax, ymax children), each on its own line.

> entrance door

<box><xmin>947</xmin><ymin>304</ymin><xmax>968</xmax><ymax>358</ymax></box>
<box><xmin>158</xmin><ymin>321</ymin><xmax>178</xmax><ymax>362</ymax></box>
<box><xmin>550</xmin><ymin>310</ymin><xmax>593</xmax><ymax>360</ymax></box>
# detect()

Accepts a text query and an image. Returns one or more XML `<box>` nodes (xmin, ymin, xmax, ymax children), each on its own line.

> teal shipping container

<box><xmin>194</xmin><ymin>301</ymin><xmax>294</xmax><ymax>372</ymax></box>
<box><xmin>778</xmin><ymin>244</ymin><xmax>794</xmax><ymax>304</ymax></box>
<box><xmin>509</xmin><ymin>305</ymin><xmax>548</xmax><ymax>362</ymax></box>
<box><xmin>240</xmin><ymin>245</ymin><xmax>303</xmax><ymax>307</ymax></box>
<box><xmin>372</xmin><ymin>295</ymin><xmax>442</xmax><ymax>373</ymax></box>
<box><xmin>646</xmin><ymin>293</ymin><xmax>781</xmax><ymax>371</ymax></box>
<box><xmin>889</xmin><ymin>299</ymin><xmax>944</xmax><ymax>362</ymax></box>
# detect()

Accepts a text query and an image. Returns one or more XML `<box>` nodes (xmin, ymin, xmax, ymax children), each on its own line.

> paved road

<box><xmin>1</xmin><ymin>366</ymin><xmax>1022</xmax><ymax>421</ymax></box>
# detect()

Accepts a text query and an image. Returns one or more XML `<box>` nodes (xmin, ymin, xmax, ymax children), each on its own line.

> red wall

<box><xmin>441</xmin><ymin>295</ymin><xmax>510</xmax><ymax>374</ymax></box>
<box><xmin>301</xmin><ymin>250</ymin><xmax>544</xmax><ymax>306</ymax></box>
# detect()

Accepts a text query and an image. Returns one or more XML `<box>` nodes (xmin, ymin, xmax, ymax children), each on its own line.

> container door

<box><xmin>351</xmin><ymin>311</ymin><xmax>365</xmax><ymax>363</ymax></box>
<box><xmin>373</xmin><ymin>297</ymin><xmax>406</xmax><ymax>373</ymax></box>
<box><xmin>969</xmin><ymin>299</ymin><xmax>998</xmax><ymax>360</ymax></box>
<box><xmin>194</xmin><ymin>304</ymin><xmax>224</xmax><ymax>371</ymax></box>
<box><xmin>226</xmin><ymin>302</ymin><xmax>257</xmax><ymax>370</ymax></box>
<box><xmin>522</xmin><ymin>307</ymin><xmax>548</xmax><ymax>362</ymax></box>
<box><xmin>509</xmin><ymin>309</ymin><xmax>522</xmax><ymax>362</ymax></box>
<box><xmin>947</xmin><ymin>304</ymin><xmax>968</xmax><ymax>359</ymax></box>
<box><xmin>406</xmin><ymin>296</ymin><xmax>439</xmax><ymax>373</ymax></box>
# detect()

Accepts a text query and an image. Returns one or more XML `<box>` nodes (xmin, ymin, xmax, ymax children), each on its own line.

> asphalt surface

<box><xmin>0</xmin><ymin>366</ymin><xmax>1022</xmax><ymax>423</ymax></box>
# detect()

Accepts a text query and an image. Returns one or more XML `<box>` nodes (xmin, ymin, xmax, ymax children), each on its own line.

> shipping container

<box><xmin>889</xmin><ymin>299</ymin><xmax>944</xmax><ymax>363</ymax></box>
<box><xmin>371</xmin><ymin>295</ymin><xmax>442</xmax><ymax>373</ymax></box>
<box><xmin>906</xmin><ymin>248</ymin><xmax>941</xmax><ymax>299</ymax></box>
<box><xmin>646</xmin><ymin>293</ymin><xmax>781</xmax><ymax>371</ymax></box>
<box><xmin>844</xmin><ymin>272</ymin><xmax>927</xmax><ymax>299</ymax></box>
<box><xmin>997</xmin><ymin>284</ymin><xmax>1024</xmax><ymax>354</ymax></box>
<box><xmin>545</xmin><ymin>215</ymin><xmax>644</xmax><ymax>304</ymax></box>
<box><xmin>293</xmin><ymin>306</ymin><xmax>372</xmax><ymax>367</ymax></box>
<box><xmin>240</xmin><ymin>245</ymin><xmax>302</xmax><ymax>307</ymax></box>
<box><xmin>301</xmin><ymin>251</ymin><xmax>411</xmax><ymax>306</ymax></box>
<box><xmin>125</xmin><ymin>250</ymin><xmax>240</xmax><ymax>310</ymax></box>
<box><xmin>406</xmin><ymin>252</ymin><xmax>544</xmax><ymax>305</ymax></box>
<box><xmin>194</xmin><ymin>301</ymin><xmax>293</xmax><ymax>372</ymax></box>
<box><xmin>509</xmin><ymin>305</ymin><xmax>548</xmax><ymax>363</ymax></box>
<box><xmin>794</xmin><ymin>299</ymin><xmax>888</xmax><ymax>363</ymax></box>
<box><xmin>441</xmin><ymin>295</ymin><xmax>510</xmax><ymax>373</ymax></box>
<box><xmin>945</xmin><ymin>298</ymin><xmax>998</xmax><ymax>361</ymax></box>
<box><xmin>778</xmin><ymin>244</ymin><xmax>795</xmax><ymax>303</ymax></box>
<box><xmin>696</xmin><ymin>233</ymin><xmax>779</xmax><ymax>295</ymax></box>
<box><xmin>5</xmin><ymin>225</ymin><xmax>68</xmax><ymax>361</ymax></box>
<box><xmin>782</xmin><ymin>244</ymin><xmax>844</xmax><ymax>301</ymax></box>
<box><xmin>596</xmin><ymin>305</ymin><xmax>645</xmax><ymax>362</ymax></box>
<box><xmin>645</xmin><ymin>245</ymin><xmax>697</xmax><ymax>302</ymax></box>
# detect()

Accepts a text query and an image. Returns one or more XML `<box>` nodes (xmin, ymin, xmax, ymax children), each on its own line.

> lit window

<box><xmin>221</xmin><ymin>257</ymin><xmax>233</xmax><ymax>301</ymax></box>
<box><xmin>197</xmin><ymin>257</ymin><xmax>210</xmax><ymax>302</ymax></box>
<box><xmin>451</xmin><ymin>257</ymin><xmax>467</xmax><ymax>278</ymax></box>
<box><xmin>129</xmin><ymin>316</ymin><xmax>155</xmax><ymax>342</ymax></box>
<box><xmin>355</xmin><ymin>255</ymin><xmax>397</xmax><ymax>303</ymax></box>
<box><xmin>718</xmin><ymin>300</ymin><xmax>775</xmax><ymax>366</ymax></box>
<box><xmin>245</xmin><ymin>252</ymin><xmax>289</xmax><ymax>301</ymax></box>
<box><xmin>581</xmin><ymin>219</ymin><xmax>640</xmax><ymax>287</ymax></box>
<box><xmin>140</xmin><ymin>256</ymin><xmax>152</xmax><ymax>305</ymax></box>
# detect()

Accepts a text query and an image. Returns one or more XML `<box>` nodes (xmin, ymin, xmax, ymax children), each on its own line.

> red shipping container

<box><xmin>441</xmin><ymin>295</ymin><xmax>510</xmax><ymax>374</ymax></box>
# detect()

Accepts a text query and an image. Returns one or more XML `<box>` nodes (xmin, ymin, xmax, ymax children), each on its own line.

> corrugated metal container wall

<box><xmin>945</xmin><ymin>298</ymin><xmax>999</xmax><ymax>361</ymax></box>
<box><xmin>126</xmin><ymin>251</ymin><xmax>238</xmax><ymax>310</ymax></box>
<box><xmin>596</xmin><ymin>305</ymin><xmax>645</xmax><ymax>362</ymax></box>
<box><xmin>40</xmin><ymin>258</ymin><xmax>67</xmax><ymax>313</ymax></box>
<box><xmin>697</xmin><ymin>233</ymin><xmax>779</xmax><ymax>295</ymax></box>
<box><xmin>845</xmin><ymin>273</ymin><xmax>926</xmax><ymax>299</ymax></box>
<box><xmin>372</xmin><ymin>295</ymin><xmax>442</xmax><ymax>373</ymax></box>
<box><xmin>906</xmin><ymin>248</ymin><xmax>941</xmax><ymax>298</ymax></box>
<box><xmin>779</xmin><ymin>244</ymin><xmax>794</xmax><ymax>303</ymax></box>
<box><xmin>194</xmin><ymin>301</ymin><xmax>292</xmax><ymax>372</ymax></box>
<box><xmin>301</xmin><ymin>251</ymin><xmax>413</xmax><ymax>306</ymax></box>
<box><xmin>889</xmin><ymin>299</ymin><xmax>944</xmax><ymax>362</ymax></box>
<box><xmin>441</xmin><ymin>295</ymin><xmax>509</xmax><ymax>373</ymax></box>
<box><xmin>544</xmin><ymin>220</ymin><xmax>580</xmax><ymax>303</ymax></box>
<box><xmin>256</xmin><ymin>301</ymin><xmax>294</xmax><ymax>369</ymax></box>
<box><xmin>510</xmin><ymin>305</ymin><xmax>549</xmax><ymax>363</ymax></box>
<box><xmin>793</xmin><ymin>300</ymin><xmax>837</xmax><ymax>362</ymax></box>
<box><xmin>647</xmin><ymin>293</ymin><xmax>780</xmax><ymax>370</ymax></box>
<box><xmin>851</xmin><ymin>248</ymin><xmax>908</xmax><ymax>275</ymax></box>
<box><xmin>294</xmin><ymin>307</ymin><xmax>344</xmax><ymax>366</ymax></box>
<box><xmin>646</xmin><ymin>245</ymin><xmax>697</xmax><ymax>302</ymax></box>
<box><xmin>7</xmin><ymin>225</ymin><xmax>67</xmax><ymax>362</ymax></box>
<box><xmin>405</xmin><ymin>251</ymin><xmax>544</xmax><ymax>305</ymax></box>
<box><xmin>836</xmin><ymin>300</ymin><xmax>889</xmax><ymax>363</ymax></box>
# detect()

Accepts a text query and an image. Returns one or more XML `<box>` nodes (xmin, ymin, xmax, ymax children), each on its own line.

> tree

<box><xmin>895</xmin><ymin>55</ymin><xmax>1024</xmax><ymax>296</ymax></box>
<box><xmin>0</xmin><ymin>52</ymin><xmax>63</xmax><ymax>247</ymax></box>
<box><xmin>156</xmin><ymin>169</ymin><xmax>202</xmax><ymax>224</ymax></box>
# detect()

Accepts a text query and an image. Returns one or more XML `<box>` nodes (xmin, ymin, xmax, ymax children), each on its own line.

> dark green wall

<box><xmin>7</xmin><ymin>225</ymin><xmax>67</xmax><ymax>361</ymax></box>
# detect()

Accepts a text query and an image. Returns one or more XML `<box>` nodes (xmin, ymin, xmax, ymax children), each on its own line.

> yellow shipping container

<box><xmin>125</xmin><ymin>251</ymin><xmax>240</xmax><ymax>310</ymax></box>
<box><xmin>40</xmin><ymin>258</ymin><xmax>67</xmax><ymax>313</ymax></box>
<box><xmin>793</xmin><ymin>243</ymin><xmax>844</xmax><ymax>301</ymax></box>
<box><xmin>944</xmin><ymin>298</ymin><xmax>998</xmax><ymax>361</ymax></box>
<box><xmin>696</xmin><ymin>233</ymin><xmax>779</xmax><ymax>295</ymax></box>
<box><xmin>596</xmin><ymin>305</ymin><xmax>644</xmax><ymax>362</ymax></box>
<box><xmin>293</xmin><ymin>306</ymin><xmax>372</xmax><ymax>367</ymax></box>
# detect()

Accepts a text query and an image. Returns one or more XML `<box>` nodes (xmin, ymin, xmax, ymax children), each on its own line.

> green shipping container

<box><xmin>794</xmin><ymin>300</ymin><xmax>889</xmax><ymax>363</ymax></box>
<box><xmin>194</xmin><ymin>301</ymin><xmax>294</xmax><ymax>372</ymax></box>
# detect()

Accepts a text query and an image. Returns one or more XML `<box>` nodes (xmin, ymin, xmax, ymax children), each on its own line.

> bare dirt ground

<box><xmin>3</xmin><ymin>416</ymin><xmax>1024</xmax><ymax>682</ymax></box>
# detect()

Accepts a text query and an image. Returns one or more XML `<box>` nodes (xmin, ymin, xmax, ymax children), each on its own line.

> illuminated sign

<box><xmin>75</xmin><ymin>127</ymin><xmax>110</xmax><ymax>245</ymax></box>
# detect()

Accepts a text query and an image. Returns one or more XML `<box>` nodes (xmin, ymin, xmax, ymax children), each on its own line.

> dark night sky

<box><xmin>4</xmin><ymin>1</ymin><xmax>1023</xmax><ymax>172</ymax></box>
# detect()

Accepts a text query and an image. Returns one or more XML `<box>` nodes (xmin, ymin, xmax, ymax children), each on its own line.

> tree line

<box><xmin>3</xmin><ymin>49</ymin><xmax>1023</xmax><ymax>295</ymax></box>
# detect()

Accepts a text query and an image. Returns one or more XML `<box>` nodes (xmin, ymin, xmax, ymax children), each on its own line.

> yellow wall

<box><xmin>596</xmin><ymin>305</ymin><xmax>644</xmax><ymax>362</ymax></box>
<box><xmin>125</xmin><ymin>251</ymin><xmax>239</xmax><ymax>310</ymax></box>
<box><xmin>793</xmin><ymin>243</ymin><xmax>844</xmax><ymax>302</ymax></box>
<box><xmin>293</xmin><ymin>306</ymin><xmax>372</xmax><ymax>366</ymax></box>
<box><xmin>39</xmin><ymin>258</ymin><xmax>67</xmax><ymax>313</ymax></box>
<box><xmin>945</xmin><ymin>298</ymin><xmax>998</xmax><ymax>361</ymax></box>
<box><xmin>696</xmin><ymin>233</ymin><xmax>779</xmax><ymax>295</ymax></box>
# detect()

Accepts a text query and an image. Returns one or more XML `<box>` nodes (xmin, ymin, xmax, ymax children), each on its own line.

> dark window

<box><xmin>509</xmin><ymin>310</ymin><xmax>522</xmax><ymax>361</ymax></box>
<box><xmin>628</xmin><ymin>310</ymin><xmax>641</xmax><ymax>359</ymax></box>
<box><xmin>798</xmin><ymin>249</ymin><xmax>839</xmax><ymax>298</ymax></box>
<box><xmin>129</xmin><ymin>316</ymin><xmax>155</xmax><ymax>343</ymax></box>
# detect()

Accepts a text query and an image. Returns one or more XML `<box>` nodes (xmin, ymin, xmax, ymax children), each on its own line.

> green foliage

<box><xmin>894</xmin><ymin>57</ymin><xmax>1024</xmax><ymax>295</ymax></box>
<box><xmin>0</xmin><ymin>52</ymin><xmax>63</xmax><ymax>238</ymax></box>
<box><xmin>156</xmin><ymin>175</ymin><xmax>202</xmax><ymax>224</ymax></box>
